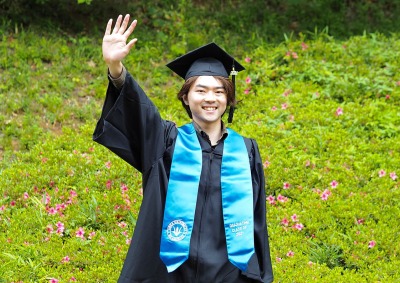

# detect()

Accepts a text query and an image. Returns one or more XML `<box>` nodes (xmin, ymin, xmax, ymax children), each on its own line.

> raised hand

<box><xmin>102</xmin><ymin>14</ymin><xmax>137</xmax><ymax>77</ymax></box>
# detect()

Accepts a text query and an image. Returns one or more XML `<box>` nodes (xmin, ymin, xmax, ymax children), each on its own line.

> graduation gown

<box><xmin>93</xmin><ymin>72</ymin><xmax>274</xmax><ymax>283</ymax></box>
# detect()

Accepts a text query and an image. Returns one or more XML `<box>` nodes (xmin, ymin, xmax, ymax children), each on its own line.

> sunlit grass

<box><xmin>1</xmin><ymin>23</ymin><xmax>400</xmax><ymax>282</ymax></box>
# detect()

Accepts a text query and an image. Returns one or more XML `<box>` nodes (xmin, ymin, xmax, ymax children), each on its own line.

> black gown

<box><xmin>93</xmin><ymin>71</ymin><xmax>274</xmax><ymax>283</ymax></box>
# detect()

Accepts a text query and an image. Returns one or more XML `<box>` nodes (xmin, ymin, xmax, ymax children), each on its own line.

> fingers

<box><xmin>118</xmin><ymin>14</ymin><xmax>131</xmax><ymax>34</ymax></box>
<box><xmin>104</xmin><ymin>18</ymin><xmax>113</xmax><ymax>36</ymax></box>
<box><xmin>124</xmin><ymin>19</ymin><xmax>137</xmax><ymax>38</ymax></box>
<box><xmin>112</xmin><ymin>14</ymin><xmax>123</xmax><ymax>34</ymax></box>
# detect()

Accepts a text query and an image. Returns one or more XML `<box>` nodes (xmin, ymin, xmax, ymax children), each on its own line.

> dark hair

<box><xmin>177</xmin><ymin>76</ymin><xmax>235</xmax><ymax>118</ymax></box>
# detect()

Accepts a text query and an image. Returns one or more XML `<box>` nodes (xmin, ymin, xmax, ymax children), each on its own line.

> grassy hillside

<box><xmin>0</xmin><ymin>16</ymin><xmax>399</xmax><ymax>283</ymax></box>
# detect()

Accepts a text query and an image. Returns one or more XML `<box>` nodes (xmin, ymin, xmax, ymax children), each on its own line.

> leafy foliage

<box><xmin>1</xmin><ymin>0</ymin><xmax>400</xmax><ymax>40</ymax></box>
<box><xmin>1</xmin><ymin>5</ymin><xmax>400</xmax><ymax>282</ymax></box>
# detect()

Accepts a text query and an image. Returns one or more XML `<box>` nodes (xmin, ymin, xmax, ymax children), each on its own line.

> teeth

<box><xmin>204</xmin><ymin>107</ymin><xmax>217</xmax><ymax>111</ymax></box>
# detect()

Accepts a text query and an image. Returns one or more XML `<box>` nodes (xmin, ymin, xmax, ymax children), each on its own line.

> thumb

<box><xmin>126</xmin><ymin>38</ymin><xmax>138</xmax><ymax>51</ymax></box>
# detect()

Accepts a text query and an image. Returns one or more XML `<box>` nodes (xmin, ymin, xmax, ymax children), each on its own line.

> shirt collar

<box><xmin>192</xmin><ymin>121</ymin><xmax>227</xmax><ymax>145</ymax></box>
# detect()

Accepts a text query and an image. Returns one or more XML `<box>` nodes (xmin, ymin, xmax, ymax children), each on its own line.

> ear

<box><xmin>182</xmin><ymin>94</ymin><xmax>189</xmax><ymax>106</ymax></box>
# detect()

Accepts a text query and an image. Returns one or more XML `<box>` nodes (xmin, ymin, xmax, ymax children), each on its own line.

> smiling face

<box><xmin>182</xmin><ymin>76</ymin><xmax>228</xmax><ymax>129</ymax></box>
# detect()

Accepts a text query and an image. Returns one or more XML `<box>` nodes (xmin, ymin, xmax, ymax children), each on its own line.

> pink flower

<box><xmin>283</xmin><ymin>182</ymin><xmax>291</xmax><ymax>190</ymax></box>
<box><xmin>294</xmin><ymin>223</ymin><xmax>304</xmax><ymax>231</ymax></box>
<box><xmin>263</xmin><ymin>160</ymin><xmax>270</xmax><ymax>168</ymax></box>
<box><xmin>291</xmin><ymin>52</ymin><xmax>298</xmax><ymax>59</ymax></box>
<box><xmin>70</xmin><ymin>277</ymin><xmax>77</xmax><ymax>282</ymax></box>
<box><xmin>44</xmin><ymin>194</ymin><xmax>51</xmax><ymax>205</ymax></box>
<box><xmin>276</xmin><ymin>257</ymin><xmax>282</xmax><ymax>262</ymax></box>
<box><xmin>356</xmin><ymin>218</ymin><xmax>365</xmax><ymax>225</ymax></box>
<box><xmin>321</xmin><ymin>189</ymin><xmax>331</xmax><ymax>201</ymax></box>
<box><xmin>55</xmin><ymin>203</ymin><xmax>66</xmax><ymax>212</ymax></box>
<box><xmin>56</xmin><ymin>222</ymin><xmax>65</xmax><ymax>235</ymax></box>
<box><xmin>88</xmin><ymin>231</ymin><xmax>96</xmax><ymax>239</ymax></box>
<box><xmin>335</xmin><ymin>107</ymin><xmax>343</xmax><ymax>116</ymax></box>
<box><xmin>106</xmin><ymin>180</ymin><xmax>112</xmax><ymax>189</ymax></box>
<box><xmin>245</xmin><ymin>76</ymin><xmax>252</xmax><ymax>84</ymax></box>
<box><xmin>76</xmin><ymin>227</ymin><xmax>85</xmax><ymax>239</ymax></box>
<box><xmin>305</xmin><ymin>160</ymin><xmax>311</xmax><ymax>167</ymax></box>
<box><xmin>70</xmin><ymin>190</ymin><xmax>78</xmax><ymax>198</ymax></box>
<box><xmin>61</xmin><ymin>255</ymin><xmax>70</xmax><ymax>263</ymax></box>
<box><xmin>282</xmin><ymin>89</ymin><xmax>292</xmax><ymax>97</ymax></box>
<box><xmin>46</xmin><ymin>224</ymin><xmax>54</xmax><ymax>234</ymax></box>
<box><xmin>266</xmin><ymin>195</ymin><xmax>276</xmax><ymax>205</ymax></box>
<box><xmin>49</xmin><ymin>279</ymin><xmax>59</xmax><ymax>283</ymax></box>
<box><xmin>286</xmin><ymin>250</ymin><xmax>295</xmax><ymax>257</ymax></box>
<box><xmin>281</xmin><ymin>103</ymin><xmax>288</xmax><ymax>110</ymax></box>
<box><xmin>396</xmin><ymin>81</ymin><xmax>400</xmax><ymax>86</ymax></box>
<box><xmin>118</xmin><ymin>222</ymin><xmax>127</xmax><ymax>228</ymax></box>
<box><xmin>301</xmin><ymin>42</ymin><xmax>309</xmax><ymax>50</ymax></box>
<box><xmin>385</xmin><ymin>95</ymin><xmax>390</xmax><ymax>100</ymax></box>
<box><xmin>126</xmin><ymin>238</ymin><xmax>132</xmax><ymax>245</ymax></box>
<box><xmin>330</xmin><ymin>180</ymin><xmax>338</xmax><ymax>188</ymax></box>
<box><xmin>244</xmin><ymin>88</ymin><xmax>250</xmax><ymax>95</ymax></box>
<box><xmin>378</xmin><ymin>170</ymin><xmax>386</xmax><ymax>177</ymax></box>
<box><xmin>390</xmin><ymin>172</ymin><xmax>397</xmax><ymax>180</ymax></box>
<box><xmin>0</xmin><ymin>205</ymin><xmax>6</xmax><ymax>211</ymax></box>
<box><xmin>277</xmin><ymin>194</ymin><xmax>288</xmax><ymax>203</ymax></box>
<box><xmin>368</xmin><ymin>240</ymin><xmax>376</xmax><ymax>248</ymax></box>
<box><xmin>245</xmin><ymin>57</ymin><xmax>251</xmax><ymax>63</ymax></box>
<box><xmin>121</xmin><ymin>183</ymin><xmax>129</xmax><ymax>193</ymax></box>
<box><xmin>105</xmin><ymin>161</ymin><xmax>112</xmax><ymax>169</ymax></box>
<box><xmin>281</xmin><ymin>218</ymin><xmax>289</xmax><ymax>226</ymax></box>
<box><xmin>47</xmin><ymin>207</ymin><xmax>57</xmax><ymax>215</ymax></box>
<box><xmin>271</xmin><ymin>106</ymin><xmax>277</xmax><ymax>111</ymax></box>
<box><xmin>10</xmin><ymin>200</ymin><xmax>16</xmax><ymax>207</ymax></box>
<box><xmin>23</xmin><ymin>192</ymin><xmax>29</xmax><ymax>200</ymax></box>
<box><xmin>291</xmin><ymin>214</ymin><xmax>299</xmax><ymax>222</ymax></box>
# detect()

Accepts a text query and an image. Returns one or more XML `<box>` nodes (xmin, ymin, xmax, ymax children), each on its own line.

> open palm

<box><xmin>102</xmin><ymin>14</ymin><xmax>137</xmax><ymax>66</ymax></box>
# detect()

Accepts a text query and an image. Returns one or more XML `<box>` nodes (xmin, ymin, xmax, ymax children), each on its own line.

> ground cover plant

<box><xmin>1</xmin><ymin>7</ymin><xmax>400</xmax><ymax>283</ymax></box>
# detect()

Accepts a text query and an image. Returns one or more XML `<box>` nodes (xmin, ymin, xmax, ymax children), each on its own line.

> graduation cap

<box><xmin>166</xmin><ymin>42</ymin><xmax>245</xmax><ymax>123</ymax></box>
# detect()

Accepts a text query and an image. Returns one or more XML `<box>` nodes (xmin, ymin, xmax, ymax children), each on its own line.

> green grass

<box><xmin>1</xmin><ymin>21</ymin><xmax>400</xmax><ymax>283</ymax></box>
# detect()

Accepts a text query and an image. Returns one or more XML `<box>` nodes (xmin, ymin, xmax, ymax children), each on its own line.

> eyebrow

<box><xmin>195</xmin><ymin>84</ymin><xmax>225</xmax><ymax>90</ymax></box>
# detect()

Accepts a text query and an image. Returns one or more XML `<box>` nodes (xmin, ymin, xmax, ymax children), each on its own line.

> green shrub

<box><xmin>1</xmin><ymin>16</ymin><xmax>400</xmax><ymax>282</ymax></box>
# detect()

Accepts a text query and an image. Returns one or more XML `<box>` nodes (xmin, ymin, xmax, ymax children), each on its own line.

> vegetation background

<box><xmin>0</xmin><ymin>0</ymin><xmax>399</xmax><ymax>282</ymax></box>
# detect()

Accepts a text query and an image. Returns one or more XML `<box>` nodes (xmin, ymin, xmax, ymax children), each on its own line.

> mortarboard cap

<box><xmin>166</xmin><ymin>42</ymin><xmax>245</xmax><ymax>80</ymax></box>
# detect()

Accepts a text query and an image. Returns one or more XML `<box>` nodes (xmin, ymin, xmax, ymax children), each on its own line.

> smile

<box><xmin>202</xmin><ymin>106</ymin><xmax>217</xmax><ymax>111</ymax></box>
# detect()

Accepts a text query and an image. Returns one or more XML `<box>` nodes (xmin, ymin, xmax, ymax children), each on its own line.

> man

<box><xmin>93</xmin><ymin>14</ymin><xmax>273</xmax><ymax>283</ymax></box>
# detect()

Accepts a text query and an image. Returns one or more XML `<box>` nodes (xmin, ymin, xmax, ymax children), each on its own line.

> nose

<box><xmin>204</xmin><ymin>91</ymin><xmax>216</xmax><ymax>101</ymax></box>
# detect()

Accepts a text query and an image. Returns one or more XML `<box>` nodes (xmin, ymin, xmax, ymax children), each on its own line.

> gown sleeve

<box><xmin>245</xmin><ymin>138</ymin><xmax>274</xmax><ymax>282</ymax></box>
<box><xmin>93</xmin><ymin>71</ymin><xmax>166</xmax><ymax>173</ymax></box>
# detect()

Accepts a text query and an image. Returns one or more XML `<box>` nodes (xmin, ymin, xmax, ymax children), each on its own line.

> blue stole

<box><xmin>160</xmin><ymin>123</ymin><xmax>255</xmax><ymax>272</ymax></box>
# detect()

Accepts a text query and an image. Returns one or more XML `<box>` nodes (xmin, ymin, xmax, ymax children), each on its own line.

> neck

<box><xmin>194</xmin><ymin>120</ymin><xmax>222</xmax><ymax>146</ymax></box>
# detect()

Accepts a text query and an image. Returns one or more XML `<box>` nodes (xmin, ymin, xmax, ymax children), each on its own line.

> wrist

<box><xmin>107</xmin><ymin>61</ymin><xmax>123</xmax><ymax>78</ymax></box>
